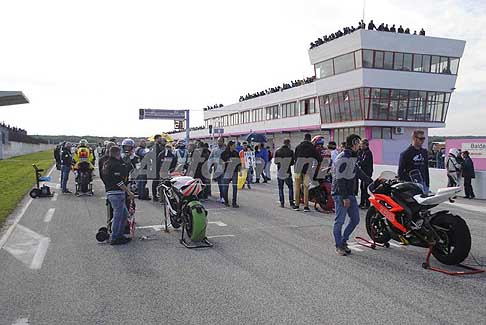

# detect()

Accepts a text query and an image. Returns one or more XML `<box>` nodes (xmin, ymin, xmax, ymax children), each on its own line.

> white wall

<box><xmin>1</xmin><ymin>141</ymin><xmax>54</xmax><ymax>160</ymax></box>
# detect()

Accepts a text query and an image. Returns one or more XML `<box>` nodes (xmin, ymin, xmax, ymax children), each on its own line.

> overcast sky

<box><xmin>0</xmin><ymin>0</ymin><xmax>484</xmax><ymax>137</ymax></box>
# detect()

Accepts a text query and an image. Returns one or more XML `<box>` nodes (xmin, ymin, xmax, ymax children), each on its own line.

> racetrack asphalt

<box><xmin>1</xmin><ymin>165</ymin><xmax>485</xmax><ymax>324</ymax></box>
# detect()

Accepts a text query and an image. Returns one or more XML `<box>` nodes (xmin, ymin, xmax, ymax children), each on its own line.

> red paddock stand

<box><xmin>355</xmin><ymin>236</ymin><xmax>390</xmax><ymax>249</ymax></box>
<box><xmin>422</xmin><ymin>247</ymin><xmax>485</xmax><ymax>276</ymax></box>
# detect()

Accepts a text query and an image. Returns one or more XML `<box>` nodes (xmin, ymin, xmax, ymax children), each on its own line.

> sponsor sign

<box><xmin>461</xmin><ymin>142</ymin><xmax>486</xmax><ymax>159</ymax></box>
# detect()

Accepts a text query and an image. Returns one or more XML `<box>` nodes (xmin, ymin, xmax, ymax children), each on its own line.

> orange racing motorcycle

<box><xmin>365</xmin><ymin>171</ymin><xmax>471</xmax><ymax>265</ymax></box>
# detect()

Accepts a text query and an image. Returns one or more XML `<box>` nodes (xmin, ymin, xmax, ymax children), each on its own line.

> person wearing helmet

<box><xmin>121</xmin><ymin>138</ymin><xmax>137</xmax><ymax>168</ymax></box>
<box><xmin>174</xmin><ymin>140</ymin><xmax>189</xmax><ymax>173</ymax></box>
<box><xmin>73</xmin><ymin>139</ymin><xmax>95</xmax><ymax>171</ymax></box>
<box><xmin>398</xmin><ymin>130</ymin><xmax>430</xmax><ymax>192</ymax></box>
<box><xmin>446</xmin><ymin>148</ymin><xmax>463</xmax><ymax>187</ymax></box>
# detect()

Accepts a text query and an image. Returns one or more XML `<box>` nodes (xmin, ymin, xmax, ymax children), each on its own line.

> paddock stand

<box><xmin>180</xmin><ymin>223</ymin><xmax>213</xmax><ymax>249</ymax></box>
<box><xmin>421</xmin><ymin>246</ymin><xmax>485</xmax><ymax>276</ymax></box>
<box><xmin>355</xmin><ymin>236</ymin><xmax>390</xmax><ymax>249</ymax></box>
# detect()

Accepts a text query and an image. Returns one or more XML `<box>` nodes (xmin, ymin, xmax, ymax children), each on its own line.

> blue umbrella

<box><xmin>246</xmin><ymin>133</ymin><xmax>267</xmax><ymax>143</ymax></box>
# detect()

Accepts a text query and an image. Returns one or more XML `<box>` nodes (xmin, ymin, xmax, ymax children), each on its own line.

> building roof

<box><xmin>0</xmin><ymin>91</ymin><xmax>29</xmax><ymax>106</ymax></box>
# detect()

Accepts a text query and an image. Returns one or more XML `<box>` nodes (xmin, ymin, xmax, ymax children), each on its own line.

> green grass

<box><xmin>0</xmin><ymin>150</ymin><xmax>54</xmax><ymax>227</ymax></box>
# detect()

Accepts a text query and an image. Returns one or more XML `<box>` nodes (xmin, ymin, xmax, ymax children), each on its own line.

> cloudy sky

<box><xmin>0</xmin><ymin>0</ymin><xmax>484</xmax><ymax>137</ymax></box>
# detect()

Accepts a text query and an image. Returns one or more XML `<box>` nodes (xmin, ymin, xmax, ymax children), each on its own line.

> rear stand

<box><xmin>355</xmin><ymin>236</ymin><xmax>390</xmax><ymax>249</ymax></box>
<box><xmin>180</xmin><ymin>224</ymin><xmax>213</xmax><ymax>249</ymax></box>
<box><xmin>422</xmin><ymin>247</ymin><xmax>485</xmax><ymax>276</ymax></box>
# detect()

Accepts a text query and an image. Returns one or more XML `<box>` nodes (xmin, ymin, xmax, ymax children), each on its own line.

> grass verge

<box><xmin>0</xmin><ymin>151</ymin><xmax>53</xmax><ymax>227</ymax></box>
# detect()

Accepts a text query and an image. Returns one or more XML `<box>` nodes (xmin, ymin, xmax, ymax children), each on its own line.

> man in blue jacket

<box><xmin>259</xmin><ymin>144</ymin><xmax>270</xmax><ymax>183</ymax></box>
<box><xmin>398</xmin><ymin>130</ymin><xmax>430</xmax><ymax>193</ymax></box>
<box><xmin>332</xmin><ymin>134</ymin><xmax>371</xmax><ymax>256</ymax></box>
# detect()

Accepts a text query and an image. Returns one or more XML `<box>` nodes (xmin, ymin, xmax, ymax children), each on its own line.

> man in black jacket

<box><xmin>293</xmin><ymin>134</ymin><xmax>322</xmax><ymax>212</ymax></box>
<box><xmin>221</xmin><ymin>141</ymin><xmax>241</xmax><ymax>208</ymax></box>
<box><xmin>274</xmin><ymin>138</ymin><xmax>295</xmax><ymax>208</ymax></box>
<box><xmin>398</xmin><ymin>130</ymin><xmax>430</xmax><ymax>193</ymax></box>
<box><xmin>462</xmin><ymin>151</ymin><xmax>476</xmax><ymax>199</ymax></box>
<box><xmin>60</xmin><ymin>142</ymin><xmax>73</xmax><ymax>194</ymax></box>
<box><xmin>358</xmin><ymin>139</ymin><xmax>373</xmax><ymax>209</ymax></box>
<box><xmin>151</xmin><ymin>135</ymin><xmax>167</xmax><ymax>201</ymax></box>
<box><xmin>102</xmin><ymin>146</ymin><xmax>135</xmax><ymax>245</ymax></box>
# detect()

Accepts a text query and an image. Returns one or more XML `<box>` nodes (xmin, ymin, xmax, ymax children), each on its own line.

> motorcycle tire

<box><xmin>365</xmin><ymin>207</ymin><xmax>391</xmax><ymax>244</ymax></box>
<box><xmin>430</xmin><ymin>213</ymin><xmax>471</xmax><ymax>265</ymax></box>
<box><xmin>170</xmin><ymin>215</ymin><xmax>181</xmax><ymax>229</ymax></box>
<box><xmin>29</xmin><ymin>188</ymin><xmax>41</xmax><ymax>198</ymax></box>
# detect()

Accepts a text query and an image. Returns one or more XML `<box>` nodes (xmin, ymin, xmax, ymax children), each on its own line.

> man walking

<box><xmin>462</xmin><ymin>151</ymin><xmax>475</xmax><ymax>199</ymax></box>
<box><xmin>358</xmin><ymin>139</ymin><xmax>373</xmax><ymax>209</ymax></box>
<box><xmin>332</xmin><ymin>134</ymin><xmax>371</xmax><ymax>256</ymax></box>
<box><xmin>60</xmin><ymin>142</ymin><xmax>73</xmax><ymax>194</ymax></box>
<box><xmin>398</xmin><ymin>130</ymin><xmax>430</xmax><ymax>193</ymax></box>
<box><xmin>274</xmin><ymin>138</ymin><xmax>295</xmax><ymax>208</ymax></box>
<box><xmin>221</xmin><ymin>141</ymin><xmax>241</xmax><ymax>208</ymax></box>
<box><xmin>294</xmin><ymin>133</ymin><xmax>322</xmax><ymax>212</ymax></box>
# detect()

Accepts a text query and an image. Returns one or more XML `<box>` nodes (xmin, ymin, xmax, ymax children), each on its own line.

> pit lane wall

<box><xmin>0</xmin><ymin>141</ymin><xmax>54</xmax><ymax>160</ymax></box>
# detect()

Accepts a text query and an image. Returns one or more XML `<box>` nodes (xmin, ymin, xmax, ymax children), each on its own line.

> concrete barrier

<box><xmin>0</xmin><ymin>141</ymin><xmax>54</xmax><ymax>159</ymax></box>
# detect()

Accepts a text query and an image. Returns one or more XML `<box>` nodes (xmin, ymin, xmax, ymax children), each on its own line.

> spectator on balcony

<box><xmin>398</xmin><ymin>25</ymin><xmax>404</xmax><ymax>33</ymax></box>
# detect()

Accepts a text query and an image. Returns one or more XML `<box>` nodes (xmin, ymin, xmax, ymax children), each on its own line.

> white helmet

<box><xmin>449</xmin><ymin>148</ymin><xmax>459</xmax><ymax>157</ymax></box>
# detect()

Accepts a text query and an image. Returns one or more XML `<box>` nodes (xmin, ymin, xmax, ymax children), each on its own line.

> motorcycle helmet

<box><xmin>311</xmin><ymin>135</ymin><xmax>325</xmax><ymax>146</ymax></box>
<box><xmin>103</xmin><ymin>140</ymin><xmax>109</xmax><ymax>146</ymax></box>
<box><xmin>449</xmin><ymin>148</ymin><xmax>459</xmax><ymax>157</ymax></box>
<box><xmin>121</xmin><ymin>138</ymin><xmax>135</xmax><ymax>153</ymax></box>
<box><xmin>79</xmin><ymin>139</ymin><xmax>88</xmax><ymax>147</ymax></box>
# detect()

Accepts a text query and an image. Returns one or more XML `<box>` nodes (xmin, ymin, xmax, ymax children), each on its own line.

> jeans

<box><xmin>137</xmin><ymin>174</ymin><xmax>147</xmax><ymax>198</ymax></box>
<box><xmin>217</xmin><ymin>176</ymin><xmax>225</xmax><ymax>199</ymax></box>
<box><xmin>278</xmin><ymin>176</ymin><xmax>294</xmax><ymax>205</ymax></box>
<box><xmin>246</xmin><ymin>167</ymin><xmax>253</xmax><ymax>186</ymax></box>
<box><xmin>359</xmin><ymin>178</ymin><xmax>371</xmax><ymax>207</ymax></box>
<box><xmin>294</xmin><ymin>173</ymin><xmax>311</xmax><ymax>207</ymax></box>
<box><xmin>107</xmin><ymin>192</ymin><xmax>129</xmax><ymax>240</ymax></box>
<box><xmin>333</xmin><ymin>195</ymin><xmax>360</xmax><ymax>247</ymax></box>
<box><xmin>222</xmin><ymin>172</ymin><xmax>238</xmax><ymax>205</ymax></box>
<box><xmin>264</xmin><ymin>162</ymin><xmax>271</xmax><ymax>180</ymax></box>
<box><xmin>61</xmin><ymin>165</ymin><xmax>71</xmax><ymax>192</ymax></box>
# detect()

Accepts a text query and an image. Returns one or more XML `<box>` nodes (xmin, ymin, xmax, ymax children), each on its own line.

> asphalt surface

<box><xmin>1</xmin><ymin>165</ymin><xmax>486</xmax><ymax>325</ymax></box>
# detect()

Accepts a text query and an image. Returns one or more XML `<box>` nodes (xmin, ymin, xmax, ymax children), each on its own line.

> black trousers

<box><xmin>152</xmin><ymin>179</ymin><xmax>160</xmax><ymax>198</ymax></box>
<box><xmin>464</xmin><ymin>176</ymin><xmax>475</xmax><ymax>198</ymax></box>
<box><xmin>360</xmin><ymin>178</ymin><xmax>371</xmax><ymax>207</ymax></box>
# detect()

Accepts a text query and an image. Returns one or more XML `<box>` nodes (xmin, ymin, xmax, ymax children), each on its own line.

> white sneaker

<box><xmin>220</xmin><ymin>197</ymin><xmax>225</xmax><ymax>204</ymax></box>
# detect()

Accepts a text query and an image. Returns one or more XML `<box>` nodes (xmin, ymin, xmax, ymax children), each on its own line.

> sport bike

<box><xmin>366</xmin><ymin>171</ymin><xmax>471</xmax><ymax>265</ymax></box>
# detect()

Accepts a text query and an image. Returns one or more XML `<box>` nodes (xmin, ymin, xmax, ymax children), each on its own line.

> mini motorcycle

<box><xmin>366</xmin><ymin>171</ymin><xmax>471</xmax><ymax>265</ymax></box>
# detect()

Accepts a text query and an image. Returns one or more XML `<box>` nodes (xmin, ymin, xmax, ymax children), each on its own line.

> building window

<box><xmin>334</xmin><ymin>52</ymin><xmax>355</xmax><ymax>74</ymax></box>
<box><xmin>300</xmin><ymin>98</ymin><xmax>316</xmax><ymax>115</ymax></box>
<box><xmin>372</xmin><ymin>127</ymin><xmax>392</xmax><ymax>139</ymax></box>
<box><xmin>403</xmin><ymin>53</ymin><xmax>413</xmax><ymax>71</ymax></box>
<box><xmin>316</xmin><ymin>59</ymin><xmax>334</xmax><ymax>79</ymax></box>
<box><xmin>334</xmin><ymin>127</ymin><xmax>365</xmax><ymax>144</ymax></box>
<box><xmin>281</xmin><ymin>102</ymin><xmax>297</xmax><ymax>118</ymax></box>
<box><xmin>384</xmin><ymin>51</ymin><xmax>394</xmax><ymax>69</ymax></box>
<box><xmin>374</xmin><ymin>51</ymin><xmax>384</xmax><ymax>69</ymax></box>
<box><xmin>394</xmin><ymin>52</ymin><xmax>404</xmax><ymax>71</ymax></box>
<box><xmin>355</xmin><ymin>50</ymin><xmax>362</xmax><ymax>69</ymax></box>
<box><xmin>363</xmin><ymin>50</ymin><xmax>373</xmax><ymax>68</ymax></box>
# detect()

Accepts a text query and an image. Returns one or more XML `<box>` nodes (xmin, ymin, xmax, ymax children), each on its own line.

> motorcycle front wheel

<box><xmin>430</xmin><ymin>213</ymin><xmax>471</xmax><ymax>265</ymax></box>
<box><xmin>365</xmin><ymin>207</ymin><xmax>391</xmax><ymax>244</ymax></box>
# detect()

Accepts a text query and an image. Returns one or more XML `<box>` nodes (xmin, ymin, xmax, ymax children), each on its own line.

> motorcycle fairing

<box><xmin>413</xmin><ymin>187</ymin><xmax>461</xmax><ymax>206</ymax></box>
<box><xmin>369</xmin><ymin>194</ymin><xmax>408</xmax><ymax>233</ymax></box>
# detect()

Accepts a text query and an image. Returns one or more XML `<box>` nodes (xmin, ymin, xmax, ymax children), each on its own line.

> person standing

<box><xmin>221</xmin><ymin>141</ymin><xmax>241</xmax><ymax>208</ymax></box>
<box><xmin>446</xmin><ymin>148</ymin><xmax>463</xmax><ymax>187</ymax></box>
<box><xmin>293</xmin><ymin>133</ymin><xmax>322</xmax><ymax>212</ymax></box>
<box><xmin>208</xmin><ymin>137</ymin><xmax>226</xmax><ymax>203</ymax></box>
<box><xmin>54</xmin><ymin>142</ymin><xmax>62</xmax><ymax>170</ymax></box>
<box><xmin>239</xmin><ymin>142</ymin><xmax>254</xmax><ymax>189</ymax></box>
<box><xmin>260</xmin><ymin>144</ymin><xmax>270</xmax><ymax>182</ymax></box>
<box><xmin>398</xmin><ymin>130</ymin><xmax>430</xmax><ymax>193</ymax></box>
<box><xmin>60</xmin><ymin>142</ymin><xmax>73</xmax><ymax>194</ymax></box>
<box><xmin>358</xmin><ymin>139</ymin><xmax>373</xmax><ymax>209</ymax></box>
<box><xmin>462</xmin><ymin>151</ymin><xmax>475</xmax><ymax>199</ymax></box>
<box><xmin>135</xmin><ymin>139</ymin><xmax>150</xmax><ymax>200</ymax></box>
<box><xmin>102</xmin><ymin>146</ymin><xmax>135</xmax><ymax>245</ymax></box>
<box><xmin>265</xmin><ymin>145</ymin><xmax>273</xmax><ymax>181</ymax></box>
<box><xmin>151</xmin><ymin>135</ymin><xmax>167</xmax><ymax>201</ymax></box>
<box><xmin>332</xmin><ymin>134</ymin><xmax>371</xmax><ymax>256</ymax></box>
<box><xmin>274</xmin><ymin>139</ymin><xmax>295</xmax><ymax>208</ymax></box>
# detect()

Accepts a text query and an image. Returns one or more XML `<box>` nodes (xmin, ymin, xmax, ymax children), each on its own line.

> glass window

<box><xmin>363</xmin><ymin>50</ymin><xmax>373</xmax><ymax>68</ymax></box>
<box><xmin>382</xmin><ymin>127</ymin><xmax>392</xmax><ymax>139</ymax></box>
<box><xmin>431</xmin><ymin>56</ymin><xmax>440</xmax><ymax>73</ymax></box>
<box><xmin>413</xmin><ymin>54</ymin><xmax>422</xmax><ymax>72</ymax></box>
<box><xmin>394</xmin><ymin>52</ymin><xmax>404</xmax><ymax>70</ymax></box>
<box><xmin>372</xmin><ymin>127</ymin><xmax>382</xmax><ymax>139</ymax></box>
<box><xmin>316</xmin><ymin>59</ymin><xmax>334</xmax><ymax>79</ymax></box>
<box><xmin>440</xmin><ymin>57</ymin><xmax>451</xmax><ymax>74</ymax></box>
<box><xmin>422</xmin><ymin>55</ymin><xmax>431</xmax><ymax>73</ymax></box>
<box><xmin>379</xmin><ymin>89</ymin><xmax>390</xmax><ymax>119</ymax></box>
<box><xmin>384</xmin><ymin>51</ymin><xmax>394</xmax><ymax>69</ymax></box>
<box><xmin>450</xmin><ymin>58</ymin><xmax>459</xmax><ymax>75</ymax></box>
<box><xmin>403</xmin><ymin>53</ymin><xmax>412</xmax><ymax>71</ymax></box>
<box><xmin>374</xmin><ymin>51</ymin><xmax>384</xmax><ymax>69</ymax></box>
<box><xmin>334</xmin><ymin>53</ymin><xmax>355</xmax><ymax>74</ymax></box>
<box><xmin>398</xmin><ymin>90</ymin><xmax>408</xmax><ymax>121</ymax></box>
<box><xmin>355</xmin><ymin>50</ymin><xmax>362</xmax><ymax>69</ymax></box>
<box><xmin>265</xmin><ymin>107</ymin><xmax>272</xmax><ymax>120</ymax></box>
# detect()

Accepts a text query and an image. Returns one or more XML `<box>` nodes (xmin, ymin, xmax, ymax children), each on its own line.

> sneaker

<box><xmin>152</xmin><ymin>196</ymin><xmax>159</xmax><ymax>202</ymax></box>
<box><xmin>110</xmin><ymin>237</ymin><xmax>131</xmax><ymax>245</ymax></box>
<box><xmin>303</xmin><ymin>207</ymin><xmax>310</xmax><ymax>212</ymax></box>
<box><xmin>220</xmin><ymin>197</ymin><xmax>226</xmax><ymax>204</ymax></box>
<box><xmin>470</xmin><ymin>195</ymin><xmax>475</xmax><ymax>199</ymax></box>
<box><xmin>335</xmin><ymin>246</ymin><xmax>347</xmax><ymax>256</ymax></box>
<box><xmin>62</xmin><ymin>190</ymin><xmax>72</xmax><ymax>194</ymax></box>
<box><xmin>263</xmin><ymin>180</ymin><xmax>268</xmax><ymax>183</ymax></box>
<box><xmin>280</xmin><ymin>203</ymin><xmax>285</xmax><ymax>208</ymax></box>
<box><xmin>247</xmin><ymin>185</ymin><xmax>251</xmax><ymax>189</ymax></box>
<box><xmin>292</xmin><ymin>205</ymin><xmax>300</xmax><ymax>211</ymax></box>
<box><xmin>342</xmin><ymin>243</ymin><xmax>352</xmax><ymax>254</ymax></box>
<box><xmin>232</xmin><ymin>203</ymin><xmax>239</xmax><ymax>208</ymax></box>
<box><xmin>255</xmin><ymin>179</ymin><xmax>260</xmax><ymax>184</ymax></box>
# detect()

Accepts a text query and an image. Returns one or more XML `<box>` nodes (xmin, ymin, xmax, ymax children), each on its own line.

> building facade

<box><xmin>172</xmin><ymin>29</ymin><xmax>465</xmax><ymax>165</ymax></box>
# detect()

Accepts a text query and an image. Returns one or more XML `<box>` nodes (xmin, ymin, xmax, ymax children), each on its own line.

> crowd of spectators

<box><xmin>0</xmin><ymin>121</ymin><xmax>47</xmax><ymax>144</ymax></box>
<box><xmin>239</xmin><ymin>76</ymin><xmax>316</xmax><ymax>102</ymax></box>
<box><xmin>204</xmin><ymin>104</ymin><xmax>224</xmax><ymax>111</ymax></box>
<box><xmin>310</xmin><ymin>19</ymin><xmax>426</xmax><ymax>49</ymax></box>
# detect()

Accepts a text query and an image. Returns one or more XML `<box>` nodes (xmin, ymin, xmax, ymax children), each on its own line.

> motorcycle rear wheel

<box><xmin>366</xmin><ymin>207</ymin><xmax>391</xmax><ymax>244</ymax></box>
<box><xmin>430</xmin><ymin>213</ymin><xmax>471</xmax><ymax>265</ymax></box>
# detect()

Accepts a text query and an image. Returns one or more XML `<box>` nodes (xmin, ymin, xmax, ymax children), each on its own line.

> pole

<box><xmin>362</xmin><ymin>0</ymin><xmax>365</xmax><ymax>22</ymax></box>
<box><xmin>185</xmin><ymin>110</ymin><xmax>190</xmax><ymax>145</ymax></box>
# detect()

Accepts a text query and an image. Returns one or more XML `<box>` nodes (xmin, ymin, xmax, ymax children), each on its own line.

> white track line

<box><xmin>30</xmin><ymin>237</ymin><xmax>50</xmax><ymax>270</ymax></box>
<box><xmin>208</xmin><ymin>221</ymin><xmax>227</xmax><ymax>227</ymax></box>
<box><xmin>12</xmin><ymin>317</ymin><xmax>29</xmax><ymax>325</ymax></box>
<box><xmin>43</xmin><ymin>208</ymin><xmax>55</xmax><ymax>223</ymax></box>
<box><xmin>51</xmin><ymin>192</ymin><xmax>58</xmax><ymax>201</ymax></box>
<box><xmin>206</xmin><ymin>234</ymin><xmax>235</xmax><ymax>239</ymax></box>
<box><xmin>348</xmin><ymin>245</ymin><xmax>364</xmax><ymax>252</ymax></box>
<box><xmin>0</xmin><ymin>198</ymin><xmax>33</xmax><ymax>250</ymax></box>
